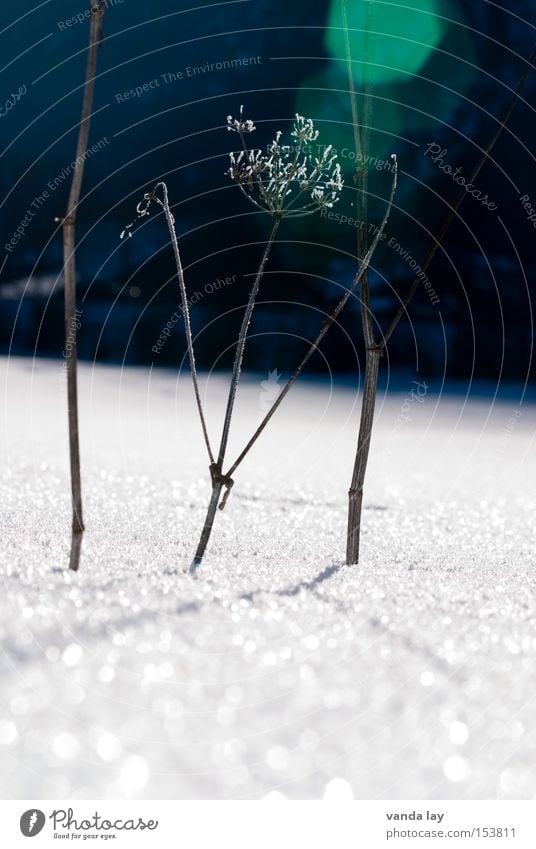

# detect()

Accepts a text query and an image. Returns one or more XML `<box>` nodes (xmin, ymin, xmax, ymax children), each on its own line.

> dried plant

<box><xmin>191</xmin><ymin>111</ymin><xmax>344</xmax><ymax>569</ymax></box>
<box><xmin>123</xmin><ymin>111</ymin><xmax>345</xmax><ymax>570</ymax></box>
<box><xmin>121</xmin><ymin>38</ymin><xmax>534</xmax><ymax>574</ymax></box>
<box><xmin>216</xmin><ymin>44</ymin><xmax>535</xmax><ymax>569</ymax></box>
<box><xmin>226</xmin><ymin>108</ymin><xmax>343</xmax><ymax>217</ymax></box>
<box><xmin>343</xmin><ymin>20</ymin><xmax>536</xmax><ymax>563</ymax></box>
<box><xmin>191</xmin><ymin>112</ymin><xmax>396</xmax><ymax>568</ymax></box>
<box><xmin>58</xmin><ymin>0</ymin><xmax>108</xmax><ymax>572</ymax></box>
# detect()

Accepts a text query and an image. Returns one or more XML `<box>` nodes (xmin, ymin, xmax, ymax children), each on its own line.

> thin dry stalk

<box><xmin>217</xmin><ymin>217</ymin><xmax>281</xmax><ymax>469</ymax></box>
<box><xmin>151</xmin><ymin>183</ymin><xmax>216</xmax><ymax>465</ymax></box>
<box><xmin>343</xmin><ymin>0</ymin><xmax>379</xmax><ymax>565</ymax></box>
<box><xmin>346</xmin><ymin>41</ymin><xmax>536</xmax><ymax>563</ymax></box>
<box><xmin>191</xmin><ymin>217</ymin><xmax>281</xmax><ymax>570</ymax></box>
<box><xmin>224</xmin><ymin>166</ymin><xmax>397</xmax><ymax>480</ymax></box>
<box><xmin>187</xmin><ymin>110</ymin><xmax>344</xmax><ymax>569</ymax></box>
<box><xmin>61</xmin><ymin>1</ymin><xmax>107</xmax><ymax>571</ymax></box>
<box><xmin>122</xmin><ymin>182</ymin><xmax>280</xmax><ymax>570</ymax></box>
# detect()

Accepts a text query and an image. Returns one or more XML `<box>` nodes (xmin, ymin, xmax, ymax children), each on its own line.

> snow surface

<box><xmin>1</xmin><ymin>356</ymin><xmax>535</xmax><ymax>800</ymax></box>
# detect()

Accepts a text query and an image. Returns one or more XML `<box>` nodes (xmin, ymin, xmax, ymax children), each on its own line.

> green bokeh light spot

<box><xmin>295</xmin><ymin>66</ymin><xmax>403</xmax><ymax>168</ymax></box>
<box><xmin>325</xmin><ymin>0</ymin><xmax>445</xmax><ymax>86</ymax></box>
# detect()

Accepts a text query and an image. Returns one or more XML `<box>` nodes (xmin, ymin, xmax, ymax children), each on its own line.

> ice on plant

<box><xmin>1</xmin><ymin>356</ymin><xmax>535</xmax><ymax>799</ymax></box>
<box><xmin>226</xmin><ymin>110</ymin><xmax>344</xmax><ymax>216</ymax></box>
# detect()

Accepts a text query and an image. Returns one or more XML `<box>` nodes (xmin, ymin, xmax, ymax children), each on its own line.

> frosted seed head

<box><xmin>226</xmin><ymin>109</ymin><xmax>344</xmax><ymax>217</ymax></box>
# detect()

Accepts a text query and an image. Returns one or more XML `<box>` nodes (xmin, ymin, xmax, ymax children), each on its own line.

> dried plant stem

<box><xmin>346</xmin><ymin>192</ymin><xmax>380</xmax><ymax>565</ymax></box>
<box><xmin>152</xmin><ymin>182</ymin><xmax>215</xmax><ymax>465</ymax></box>
<box><xmin>225</xmin><ymin>167</ymin><xmax>397</xmax><ymax>480</ymax></box>
<box><xmin>346</xmin><ymin>344</ymin><xmax>380</xmax><ymax>563</ymax></box>
<box><xmin>191</xmin><ymin>216</ymin><xmax>280</xmax><ymax>570</ymax></box>
<box><xmin>62</xmin><ymin>2</ymin><xmax>106</xmax><ymax>570</ymax></box>
<box><xmin>344</xmin><ymin>0</ymin><xmax>378</xmax><ymax>565</ymax></box>
<box><xmin>346</xmin><ymin>42</ymin><xmax>535</xmax><ymax>564</ymax></box>
<box><xmin>346</xmin><ymin>248</ymin><xmax>378</xmax><ymax>562</ymax></box>
<box><xmin>346</xmin><ymin>312</ymin><xmax>377</xmax><ymax>564</ymax></box>
<box><xmin>217</xmin><ymin>217</ymin><xmax>281</xmax><ymax>466</ymax></box>
<box><xmin>192</xmin><ymin>480</ymin><xmax>224</xmax><ymax>570</ymax></box>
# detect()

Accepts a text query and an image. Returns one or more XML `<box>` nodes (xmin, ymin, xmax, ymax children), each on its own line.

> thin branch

<box><xmin>235</xmin><ymin>179</ymin><xmax>268</xmax><ymax>212</ymax></box>
<box><xmin>345</xmin><ymin>39</ymin><xmax>535</xmax><ymax>564</ymax></box>
<box><xmin>151</xmin><ymin>182</ymin><xmax>215</xmax><ymax>466</ymax></box>
<box><xmin>61</xmin><ymin>0</ymin><xmax>107</xmax><ymax>569</ymax></box>
<box><xmin>343</xmin><ymin>0</ymin><xmax>377</xmax><ymax>565</ymax></box>
<box><xmin>342</xmin><ymin>0</ymin><xmax>363</xmax><ymax>166</ymax></box>
<box><xmin>190</xmin><ymin>479</ymin><xmax>224</xmax><ymax>571</ymax></box>
<box><xmin>191</xmin><ymin>214</ymin><xmax>281</xmax><ymax>570</ymax></box>
<box><xmin>351</xmin><ymin>0</ymin><xmax>375</xmax><ymax>342</ymax></box>
<box><xmin>346</xmin><ymin>344</ymin><xmax>380</xmax><ymax>564</ymax></box>
<box><xmin>217</xmin><ymin>216</ymin><xmax>281</xmax><ymax>469</ymax></box>
<box><xmin>225</xmin><ymin>160</ymin><xmax>397</xmax><ymax>481</ymax></box>
<box><xmin>382</xmin><ymin>43</ymin><xmax>536</xmax><ymax>349</ymax></box>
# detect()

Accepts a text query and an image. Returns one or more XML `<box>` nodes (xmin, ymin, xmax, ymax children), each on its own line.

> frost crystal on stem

<box><xmin>226</xmin><ymin>104</ymin><xmax>256</xmax><ymax>135</ymax></box>
<box><xmin>226</xmin><ymin>110</ymin><xmax>344</xmax><ymax>218</ymax></box>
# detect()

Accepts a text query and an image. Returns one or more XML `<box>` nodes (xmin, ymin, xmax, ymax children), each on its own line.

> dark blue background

<box><xmin>0</xmin><ymin>0</ymin><xmax>534</xmax><ymax>382</ymax></box>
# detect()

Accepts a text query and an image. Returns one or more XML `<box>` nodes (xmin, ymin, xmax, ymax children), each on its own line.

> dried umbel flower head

<box><xmin>226</xmin><ymin>109</ymin><xmax>344</xmax><ymax>218</ymax></box>
<box><xmin>227</xmin><ymin>104</ymin><xmax>256</xmax><ymax>135</ymax></box>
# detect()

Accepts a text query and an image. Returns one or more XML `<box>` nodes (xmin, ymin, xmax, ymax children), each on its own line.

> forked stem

<box><xmin>224</xmin><ymin>164</ymin><xmax>397</xmax><ymax>481</ymax></box>
<box><xmin>190</xmin><ymin>216</ymin><xmax>280</xmax><ymax>570</ymax></box>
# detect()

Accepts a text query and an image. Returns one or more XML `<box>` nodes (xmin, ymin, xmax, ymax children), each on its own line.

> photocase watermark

<box><xmin>383</xmin><ymin>379</ymin><xmax>428</xmax><ymax>458</ymax></box>
<box><xmin>115</xmin><ymin>56</ymin><xmax>262</xmax><ymax>103</ymax></box>
<box><xmin>4</xmin><ymin>137</ymin><xmax>110</xmax><ymax>254</ymax></box>
<box><xmin>57</xmin><ymin>0</ymin><xmax>125</xmax><ymax>31</ymax></box>
<box><xmin>63</xmin><ymin>309</ymin><xmax>83</xmax><ymax>364</ymax></box>
<box><xmin>519</xmin><ymin>194</ymin><xmax>536</xmax><ymax>230</ymax></box>
<box><xmin>258</xmin><ymin>143</ymin><xmax>396</xmax><ymax>174</ymax></box>
<box><xmin>163</xmin><ymin>55</ymin><xmax>262</xmax><ymax>82</ymax></box>
<box><xmin>51</xmin><ymin>807</ymin><xmax>158</xmax><ymax>835</ymax></box>
<box><xmin>320</xmin><ymin>209</ymin><xmax>440</xmax><ymax>306</ymax></box>
<box><xmin>48</xmin><ymin>137</ymin><xmax>110</xmax><ymax>193</ymax></box>
<box><xmin>152</xmin><ymin>274</ymin><xmax>237</xmax><ymax>355</ymax></box>
<box><xmin>258</xmin><ymin>369</ymin><xmax>283</xmax><ymax>423</ymax></box>
<box><xmin>424</xmin><ymin>143</ymin><xmax>498</xmax><ymax>211</ymax></box>
<box><xmin>59</xmin><ymin>309</ymin><xmax>84</xmax><ymax>415</ymax></box>
<box><xmin>497</xmin><ymin>409</ymin><xmax>522</xmax><ymax>453</ymax></box>
<box><xmin>342</xmin><ymin>149</ymin><xmax>397</xmax><ymax>173</ymax></box>
<box><xmin>0</xmin><ymin>84</ymin><xmax>27</xmax><ymax>120</ymax></box>
<box><xmin>20</xmin><ymin>809</ymin><xmax>46</xmax><ymax>837</ymax></box>
<box><xmin>19</xmin><ymin>806</ymin><xmax>158</xmax><ymax>838</ymax></box>
<box><xmin>320</xmin><ymin>208</ymin><xmax>386</xmax><ymax>234</ymax></box>
<box><xmin>386</xmin><ymin>235</ymin><xmax>440</xmax><ymax>305</ymax></box>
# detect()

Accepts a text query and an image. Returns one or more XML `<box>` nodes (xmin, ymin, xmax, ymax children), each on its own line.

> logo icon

<box><xmin>20</xmin><ymin>810</ymin><xmax>46</xmax><ymax>837</ymax></box>
<box><xmin>258</xmin><ymin>368</ymin><xmax>282</xmax><ymax>422</ymax></box>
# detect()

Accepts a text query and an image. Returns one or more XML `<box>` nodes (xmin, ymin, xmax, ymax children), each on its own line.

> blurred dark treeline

<box><xmin>0</xmin><ymin>0</ymin><xmax>534</xmax><ymax>382</ymax></box>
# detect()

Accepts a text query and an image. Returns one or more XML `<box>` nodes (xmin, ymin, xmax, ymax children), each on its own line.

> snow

<box><xmin>1</xmin><ymin>355</ymin><xmax>535</xmax><ymax>800</ymax></box>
